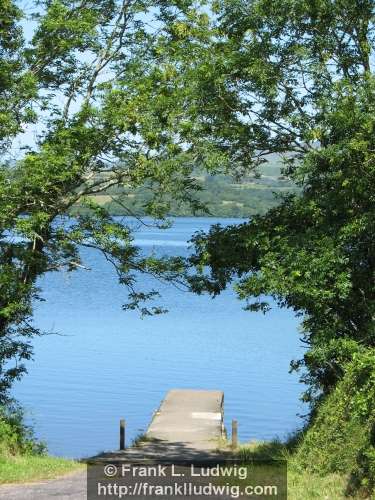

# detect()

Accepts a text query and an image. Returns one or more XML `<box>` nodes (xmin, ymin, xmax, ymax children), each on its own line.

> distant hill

<box><xmin>73</xmin><ymin>159</ymin><xmax>299</xmax><ymax>218</ymax></box>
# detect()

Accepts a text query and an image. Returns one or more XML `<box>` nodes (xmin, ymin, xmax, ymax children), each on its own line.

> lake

<box><xmin>13</xmin><ymin>217</ymin><xmax>305</xmax><ymax>458</ymax></box>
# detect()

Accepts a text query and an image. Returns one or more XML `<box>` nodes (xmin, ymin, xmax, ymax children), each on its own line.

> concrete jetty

<box><xmin>147</xmin><ymin>389</ymin><xmax>225</xmax><ymax>449</ymax></box>
<box><xmin>93</xmin><ymin>389</ymin><xmax>228</xmax><ymax>464</ymax></box>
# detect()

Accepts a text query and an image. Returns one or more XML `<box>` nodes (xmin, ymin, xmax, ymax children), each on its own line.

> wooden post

<box><xmin>120</xmin><ymin>419</ymin><xmax>126</xmax><ymax>450</ymax></box>
<box><xmin>232</xmin><ymin>419</ymin><xmax>238</xmax><ymax>450</ymax></box>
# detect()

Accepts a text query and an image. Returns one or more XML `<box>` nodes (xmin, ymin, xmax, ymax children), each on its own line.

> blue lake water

<box><xmin>13</xmin><ymin>217</ymin><xmax>305</xmax><ymax>458</ymax></box>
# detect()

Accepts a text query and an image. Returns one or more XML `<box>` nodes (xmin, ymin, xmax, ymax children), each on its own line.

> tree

<box><xmin>0</xmin><ymin>0</ymin><xmax>209</xmax><ymax>403</ymax></box>
<box><xmin>170</xmin><ymin>0</ymin><xmax>375</xmax><ymax>407</ymax></box>
<box><xmin>0</xmin><ymin>1</ymin><xmax>36</xmax><ymax>149</ymax></box>
<box><xmin>170</xmin><ymin>3</ymin><xmax>375</xmax><ymax>488</ymax></box>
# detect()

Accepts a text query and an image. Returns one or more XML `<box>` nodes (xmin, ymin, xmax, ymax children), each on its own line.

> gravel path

<box><xmin>0</xmin><ymin>470</ymin><xmax>86</xmax><ymax>500</ymax></box>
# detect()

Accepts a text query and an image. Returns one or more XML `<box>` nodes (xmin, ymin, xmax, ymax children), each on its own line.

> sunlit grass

<box><xmin>234</xmin><ymin>441</ymin><xmax>362</xmax><ymax>500</ymax></box>
<box><xmin>0</xmin><ymin>455</ymin><xmax>84</xmax><ymax>484</ymax></box>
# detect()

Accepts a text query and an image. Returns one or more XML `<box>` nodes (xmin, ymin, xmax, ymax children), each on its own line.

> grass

<box><xmin>131</xmin><ymin>432</ymin><xmax>150</xmax><ymax>447</ymax></box>
<box><xmin>228</xmin><ymin>440</ymin><xmax>367</xmax><ymax>500</ymax></box>
<box><xmin>0</xmin><ymin>454</ymin><xmax>84</xmax><ymax>484</ymax></box>
<box><xmin>0</xmin><ymin>440</ymin><xmax>363</xmax><ymax>497</ymax></box>
<box><xmin>287</xmin><ymin>467</ymin><xmax>351</xmax><ymax>499</ymax></box>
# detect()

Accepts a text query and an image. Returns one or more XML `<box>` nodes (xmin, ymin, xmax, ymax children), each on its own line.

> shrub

<box><xmin>295</xmin><ymin>348</ymin><xmax>375</xmax><ymax>496</ymax></box>
<box><xmin>0</xmin><ymin>404</ymin><xmax>46</xmax><ymax>458</ymax></box>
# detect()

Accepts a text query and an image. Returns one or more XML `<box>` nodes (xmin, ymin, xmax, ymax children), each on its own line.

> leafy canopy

<box><xmin>0</xmin><ymin>0</ymin><xmax>210</xmax><ymax>402</ymax></box>
<box><xmin>171</xmin><ymin>0</ymin><xmax>375</xmax><ymax>407</ymax></box>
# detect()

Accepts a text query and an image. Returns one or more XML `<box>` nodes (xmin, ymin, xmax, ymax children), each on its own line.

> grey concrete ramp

<box><xmin>147</xmin><ymin>389</ymin><xmax>224</xmax><ymax>449</ymax></box>
<box><xmin>92</xmin><ymin>389</ymin><xmax>228</xmax><ymax>464</ymax></box>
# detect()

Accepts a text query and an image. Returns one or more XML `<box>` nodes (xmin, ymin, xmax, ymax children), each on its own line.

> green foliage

<box><xmin>0</xmin><ymin>402</ymin><xmax>79</xmax><ymax>484</ymax></box>
<box><xmin>0</xmin><ymin>1</ymin><xmax>37</xmax><ymax>148</ymax></box>
<box><xmin>0</xmin><ymin>402</ymin><xmax>81</xmax><ymax>483</ymax></box>
<box><xmin>295</xmin><ymin>349</ymin><xmax>375</xmax><ymax>496</ymax></box>
<box><xmin>188</xmin><ymin>76</ymin><xmax>375</xmax><ymax>404</ymax></box>
<box><xmin>0</xmin><ymin>405</ymin><xmax>45</xmax><ymax>457</ymax></box>
<box><xmin>0</xmin><ymin>1</ymin><xmax>374</xmax><ymax>492</ymax></box>
<box><xmin>0</xmin><ymin>0</ymin><xmax>209</xmax><ymax>403</ymax></box>
<box><xmin>177</xmin><ymin>0</ymin><xmax>375</xmax><ymax>491</ymax></box>
<box><xmin>185</xmin><ymin>0</ymin><xmax>375</xmax><ymax>397</ymax></box>
<box><xmin>236</xmin><ymin>440</ymin><xmax>361</xmax><ymax>499</ymax></box>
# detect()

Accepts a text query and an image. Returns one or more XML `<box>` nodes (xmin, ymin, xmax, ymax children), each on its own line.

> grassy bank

<box><xmin>0</xmin><ymin>455</ymin><xmax>83</xmax><ymax>484</ymax></box>
<box><xmin>0</xmin><ymin>406</ymin><xmax>82</xmax><ymax>484</ymax></box>
<box><xmin>234</xmin><ymin>441</ymin><xmax>355</xmax><ymax>500</ymax></box>
<box><xmin>287</xmin><ymin>468</ymin><xmax>350</xmax><ymax>500</ymax></box>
